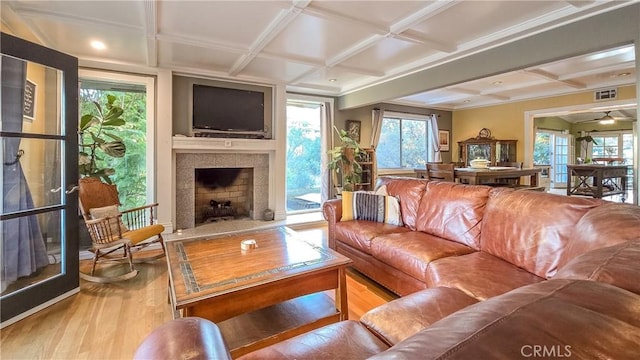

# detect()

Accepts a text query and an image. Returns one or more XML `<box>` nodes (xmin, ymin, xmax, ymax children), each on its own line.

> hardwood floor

<box><xmin>0</xmin><ymin>226</ymin><xmax>396</xmax><ymax>360</ymax></box>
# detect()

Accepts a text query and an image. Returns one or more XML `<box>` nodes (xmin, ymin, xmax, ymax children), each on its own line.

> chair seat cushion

<box><xmin>123</xmin><ymin>224</ymin><xmax>164</xmax><ymax>245</ymax></box>
<box><xmin>427</xmin><ymin>251</ymin><xmax>544</xmax><ymax>300</ymax></box>
<box><xmin>238</xmin><ymin>320</ymin><xmax>389</xmax><ymax>360</ymax></box>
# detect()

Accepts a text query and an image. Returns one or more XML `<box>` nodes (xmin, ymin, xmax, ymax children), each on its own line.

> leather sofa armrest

<box><xmin>359</xmin><ymin>287</ymin><xmax>478</xmax><ymax>345</ymax></box>
<box><xmin>322</xmin><ymin>199</ymin><xmax>342</xmax><ymax>250</ymax></box>
<box><xmin>134</xmin><ymin>317</ymin><xmax>232</xmax><ymax>360</ymax></box>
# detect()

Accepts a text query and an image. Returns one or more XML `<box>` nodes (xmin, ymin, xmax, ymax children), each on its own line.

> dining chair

<box><xmin>426</xmin><ymin>162</ymin><xmax>455</xmax><ymax>182</ymax></box>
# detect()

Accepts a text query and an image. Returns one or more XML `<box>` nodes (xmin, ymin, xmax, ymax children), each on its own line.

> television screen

<box><xmin>192</xmin><ymin>84</ymin><xmax>265</xmax><ymax>132</ymax></box>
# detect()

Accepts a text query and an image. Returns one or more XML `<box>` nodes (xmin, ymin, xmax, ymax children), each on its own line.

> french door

<box><xmin>1</xmin><ymin>33</ymin><xmax>79</xmax><ymax>326</ymax></box>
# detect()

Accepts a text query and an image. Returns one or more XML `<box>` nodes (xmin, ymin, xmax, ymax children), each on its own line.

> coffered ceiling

<box><xmin>1</xmin><ymin>0</ymin><xmax>637</xmax><ymax>114</ymax></box>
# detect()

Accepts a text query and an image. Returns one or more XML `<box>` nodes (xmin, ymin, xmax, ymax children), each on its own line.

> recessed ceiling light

<box><xmin>616</xmin><ymin>72</ymin><xmax>631</xmax><ymax>77</ymax></box>
<box><xmin>328</xmin><ymin>78</ymin><xmax>337</xmax><ymax>82</ymax></box>
<box><xmin>492</xmin><ymin>81</ymin><xmax>502</xmax><ymax>85</ymax></box>
<box><xmin>90</xmin><ymin>40</ymin><xmax>106</xmax><ymax>50</ymax></box>
<box><xmin>463</xmin><ymin>100</ymin><xmax>471</xmax><ymax>103</ymax></box>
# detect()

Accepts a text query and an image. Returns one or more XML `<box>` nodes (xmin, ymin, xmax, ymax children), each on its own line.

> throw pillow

<box><xmin>89</xmin><ymin>205</ymin><xmax>128</xmax><ymax>237</ymax></box>
<box><xmin>341</xmin><ymin>191</ymin><xmax>403</xmax><ymax>226</ymax></box>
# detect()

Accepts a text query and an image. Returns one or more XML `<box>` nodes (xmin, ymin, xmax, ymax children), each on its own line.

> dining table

<box><xmin>453</xmin><ymin>166</ymin><xmax>541</xmax><ymax>186</ymax></box>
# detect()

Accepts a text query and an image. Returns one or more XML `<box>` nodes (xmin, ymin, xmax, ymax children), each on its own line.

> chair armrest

<box><xmin>134</xmin><ymin>317</ymin><xmax>232</xmax><ymax>360</ymax></box>
<box><xmin>322</xmin><ymin>199</ymin><xmax>342</xmax><ymax>250</ymax></box>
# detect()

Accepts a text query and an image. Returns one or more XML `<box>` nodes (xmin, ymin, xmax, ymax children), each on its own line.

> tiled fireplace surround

<box><xmin>175</xmin><ymin>152</ymin><xmax>270</xmax><ymax>230</ymax></box>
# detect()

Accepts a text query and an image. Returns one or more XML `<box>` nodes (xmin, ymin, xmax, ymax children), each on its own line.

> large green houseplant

<box><xmin>78</xmin><ymin>94</ymin><xmax>127</xmax><ymax>184</ymax></box>
<box><xmin>328</xmin><ymin>126</ymin><xmax>365</xmax><ymax>193</ymax></box>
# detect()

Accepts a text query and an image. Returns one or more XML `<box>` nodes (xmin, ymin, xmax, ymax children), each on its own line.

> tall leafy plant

<box><xmin>328</xmin><ymin>126</ymin><xmax>364</xmax><ymax>192</ymax></box>
<box><xmin>79</xmin><ymin>94</ymin><xmax>127</xmax><ymax>184</ymax></box>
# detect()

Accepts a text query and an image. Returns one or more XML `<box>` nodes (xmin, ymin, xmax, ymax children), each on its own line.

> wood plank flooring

<box><xmin>0</xmin><ymin>227</ymin><xmax>396</xmax><ymax>360</ymax></box>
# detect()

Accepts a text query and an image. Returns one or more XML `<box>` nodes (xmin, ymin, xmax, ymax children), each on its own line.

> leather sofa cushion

<box><xmin>481</xmin><ymin>188</ymin><xmax>601</xmax><ymax>278</ymax></box>
<box><xmin>360</xmin><ymin>287</ymin><xmax>478</xmax><ymax>345</ymax></box>
<box><xmin>335</xmin><ymin>220</ymin><xmax>410</xmax><ymax>255</ymax></box>
<box><xmin>558</xmin><ymin>202</ymin><xmax>640</xmax><ymax>269</ymax></box>
<box><xmin>371</xmin><ymin>232</ymin><xmax>474</xmax><ymax>281</ymax></box>
<box><xmin>556</xmin><ymin>239</ymin><xmax>640</xmax><ymax>295</ymax></box>
<box><xmin>376</xmin><ymin>177</ymin><xmax>428</xmax><ymax>230</ymax></box>
<box><xmin>238</xmin><ymin>320</ymin><xmax>389</xmax><ymax>360</ymax></box>
<box><xmin>426</xmin><ymin>251</ymin><xmax>544</xmax><ymax>300</ymax></box>
<box><xmin>415</xmin><ymin>182</ymin><xmax>491</xmax><ymax>250</ymax></box>
<box><xmin>370</xmin><ymin>279</ymin><xmax>640</xmax><ymax>360</ymax></box>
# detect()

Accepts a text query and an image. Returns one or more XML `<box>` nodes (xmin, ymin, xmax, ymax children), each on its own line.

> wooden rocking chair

<box><xmin>79</xmin><ymin>177</ymin><xmax>165</xmax><ymax>283</ymax></box>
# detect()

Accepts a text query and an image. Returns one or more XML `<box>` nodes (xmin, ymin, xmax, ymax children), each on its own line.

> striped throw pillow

<box><xmin>341</xmin><ymin>191</ymin><xmax>403</xmax><ymax>226</ymax></box>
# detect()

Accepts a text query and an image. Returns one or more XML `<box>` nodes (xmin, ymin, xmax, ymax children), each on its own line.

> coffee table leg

<box><xmin>336</xmin><ymin>267</ymin><xmax>349</xmax><ymax>321</ymax></box>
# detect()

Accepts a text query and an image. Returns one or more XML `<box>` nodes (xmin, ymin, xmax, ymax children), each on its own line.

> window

<box><xmin>286</xmin><ymin>98</ymin><xmax>329</xmax><ymax>213</ymax></box>
<box><xmin>377</xmin><ymin>113</ymin><xmax>430</xmax><ymax>170</ymax></box>
<box><xmin>79</xmin><ymin>71</ymin><xmax>155</xmax><ymax>212</ymax></box>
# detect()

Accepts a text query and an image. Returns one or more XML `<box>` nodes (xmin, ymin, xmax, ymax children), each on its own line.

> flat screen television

<box><xmin>192</xmin><ymin>84</ymin><xmax>265</xmax><ymax>134</ymax></box>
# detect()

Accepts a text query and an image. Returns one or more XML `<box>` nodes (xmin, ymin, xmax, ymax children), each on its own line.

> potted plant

<box><xmin>328</xmin><ymin>126</ymin><xmax>365</xmax><ymax>195</ymax></box>
<box><xmin>78</xmin><ymin>94</ymin><xmax>127</xmax><ymax>184</ymax></box>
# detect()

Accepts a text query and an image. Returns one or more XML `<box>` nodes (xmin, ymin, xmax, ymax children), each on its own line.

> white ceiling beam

<box><xmin>524</xmin><ymin>69</ymin><xmax>586</xmax><ymax>89</ymax></box>
<box><xmin>229</xmin><ymin>2</ymin><xmax>309</xmax><ymax>76</ymax></box>
<box><xmin>306</xmin><ymin>0</ymin><xmax>458</xmax><ymax>71</ymax></box>
<box><xmin>143</xmin><ymin>0</ymin><xmax>157</xmax><ymax>67</ymax></box>
<box><xmin>12</xmin><ymin>6</ymin><xmax>142</xmax><ymax>31</ymax></box>
<box><xmin>556</xmin><ymin>60</ymin><xmax>636</xmax><ymax>80</ymax></box>
<box><xmin>156</xmin><ymin>33</ymin><xmax>246</xmax><ymax>54</ymax></box>
<box><xmin>325</xmin><ymin>35</ymin><xmax>385</xmax><ymax>67</ymax></box>
<box><xmin>449</xmin><ymin>87</ymin><xmax>510</xmax><ymax>101</ymax></box>
<box><xmin>333</xmin><ymin>64</ymin><xmax>384</xmax><ymax>78</ymax></box>
<box><xmin>259</xmin><ymin>50</ymin><xmax>384</xmax><ymax>77</ymax></box>
<box><xmin>564</xmin><ymin>0</ymin><xmax>596</xmax><ymax>8</ymax></box>
<box><xmin>388</xmin><ymin>0</ymin><xmax>458</xmax><ymax>34</ymax></box>
<box><xmin>396</xmin><ymin>29</ymin><xmax>457</xmax><ymax>53</ymax></box>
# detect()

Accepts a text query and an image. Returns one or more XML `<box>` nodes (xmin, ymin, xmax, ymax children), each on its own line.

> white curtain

<box><xmin>370</xmin><ymin>108</ymin><xmax>383</xmax><ymax>149</ymax></box>
<box><xmin>320</xmin><ymin>102</ymin><xmax>332</xmax><ymax>203</ymax></box>
<box><xmin>429</xmin><ymin>114</ymin><xmax>442</xmax><ymax>163</ymax></box>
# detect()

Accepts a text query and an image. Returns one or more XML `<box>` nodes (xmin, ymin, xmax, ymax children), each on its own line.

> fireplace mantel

<box><xmin>172</xmin><ymin>136</ymin><xmax>277</xmax><ymax>153</ymax></box>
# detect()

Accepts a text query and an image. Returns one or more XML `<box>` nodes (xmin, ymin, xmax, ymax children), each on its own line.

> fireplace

<box><xmin>174</xmin><ymin>152</ymin><xmax>270</xmax><ymax>229</ymax></box>
<box><xmin>194</xmin><ymin>168</ymin><xmax>253</xmax><ymax>224</ymax></box>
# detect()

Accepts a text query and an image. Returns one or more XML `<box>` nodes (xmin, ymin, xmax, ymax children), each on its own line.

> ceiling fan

<box><xmin>576</xmin><ymin>111</ymin><xmax>635</xmax><ymax>124</ymax></box>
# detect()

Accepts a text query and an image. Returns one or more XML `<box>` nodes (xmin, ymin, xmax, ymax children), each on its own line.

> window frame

<box><xmin>377</xmin><ymin>111</ymin><xmax>432</xmax><ymax>173</ymax></box>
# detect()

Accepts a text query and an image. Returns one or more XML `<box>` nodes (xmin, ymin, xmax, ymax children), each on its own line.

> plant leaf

<box><xmin>80</xmin><ymin>114</ymin><xmax>98</xmax><ymax>130</ymax></box>
<box><xmin>103</xmin><ymin>132</ymin><xmax>123</xmax><ymax>142</ymax></box>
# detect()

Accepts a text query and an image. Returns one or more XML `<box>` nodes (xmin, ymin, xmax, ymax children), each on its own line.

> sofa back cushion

<box><xmin>481</xmin><ymin>189</ymin><xmax>601</xmax><ymax>278</ymax></box>
<box><xmin>375</xmin><ymin>177</ymin><xmax>427</xmax><ymax>230</ymax></box>
<box><xmin>557</xmin><ymin>202</ymin><xmax>640</xmax><ymax>269</ymax></box>
<box><xmin>415</xmin><ymin>182</ymin><xmax>491</xmax><ymax>250</ymax></box>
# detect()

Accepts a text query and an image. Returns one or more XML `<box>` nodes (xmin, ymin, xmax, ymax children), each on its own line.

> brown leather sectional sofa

<box><xmin>135</xmin><ymin>177</ymin><xmax>640</xmax><ymax>359</ymax></box>
<box><xmin>323</xmin><ymin>177</ymin><xmax>638</xmax><ymax>299</ymax></box>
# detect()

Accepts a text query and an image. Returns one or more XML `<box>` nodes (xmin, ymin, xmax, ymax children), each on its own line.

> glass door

<box><xmin>552</xmin><ymin>133</ymin><xmax>571</xmax><ymax>188</ymax></box>
<box><xmin>1</xmin><ymin>33</ymin><xmax>79</xmax><ymax>326</ymax></box>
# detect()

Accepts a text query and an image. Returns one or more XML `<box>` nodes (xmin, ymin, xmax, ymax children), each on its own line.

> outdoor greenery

<box><xmin>80</xmin><ymin>88</ymin><xmax>147</xmax><ymax>209</ymax></box>
<box><xmin>377</xmin><ymin>117</ymin><xmax>428</xmax><ymax>169</ymax></box>
<box><xmin>533</xmin><ymin>132</ymin><xmax>551</xmax><ymax>165</ymax></box>
<box><xmin>286</xmin><ymin>104</ymin><xmax>322</xmax><ymax>210</ymax></box>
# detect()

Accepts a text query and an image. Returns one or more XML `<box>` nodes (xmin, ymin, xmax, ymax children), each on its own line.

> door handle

<box><xmin>65</xmin><ymin>185</ymin><xmax>80</xmax><ymax>194</ymax></box>
<box><xmin>50</xmin><ymin>186</ymin><xmax>62</xmax><ymax>193</ymax></box>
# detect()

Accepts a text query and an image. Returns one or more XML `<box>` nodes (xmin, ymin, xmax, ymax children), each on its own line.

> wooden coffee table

<box><xmin>166</xmin><ymin>226</ymin><xmax>352</xmax><ymax>357</ymax></box>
